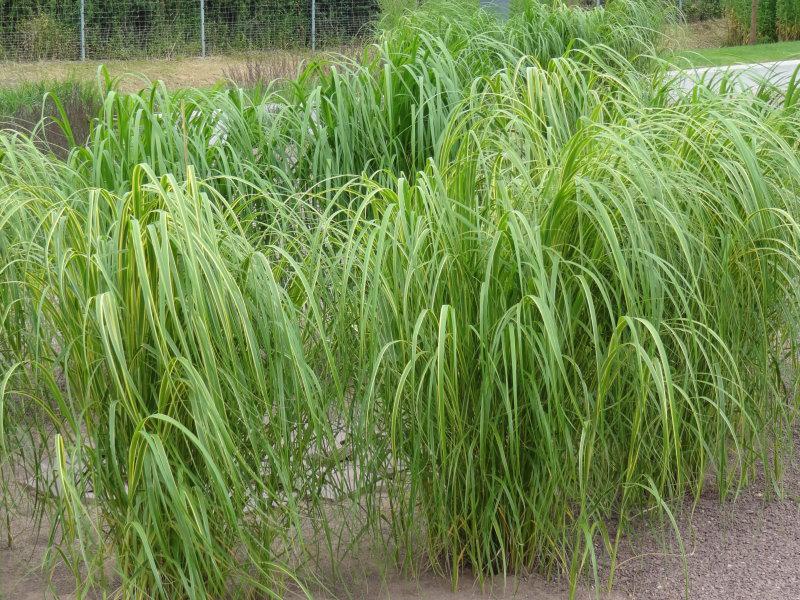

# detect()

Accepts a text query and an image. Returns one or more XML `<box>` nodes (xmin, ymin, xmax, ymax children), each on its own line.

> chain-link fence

<box><xmin>0</xmin><ymin>0</ymin><xmax>378</xmax><ymax>61</ymax></box>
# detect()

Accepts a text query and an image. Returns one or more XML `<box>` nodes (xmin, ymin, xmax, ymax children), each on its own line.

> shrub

<box><xmin>682</xmin><ymin>0</ymin><xmax>723</xmax><ymax>21</ymax></box>
<box><xmin>0</xmin><ymin>0</ymin><xmax>379</xmax><ymax>59</ymax></box>
<box><xmin>725</xmin><ymin>0</ymin><xmax>774</xmax><ymax>42</ymax></box>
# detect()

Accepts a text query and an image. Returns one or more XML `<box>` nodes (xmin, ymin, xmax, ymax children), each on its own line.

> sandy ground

<box><xmin>0</xmin><ymin>508</ymin><xmax>76</xmax><ymax>600</ymax></box>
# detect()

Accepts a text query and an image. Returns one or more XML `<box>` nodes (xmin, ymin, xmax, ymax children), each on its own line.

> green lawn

<box><xmin>672</xmin><ymin>39</ymin><xmax>800</xmax><ymax>67</ymax></box>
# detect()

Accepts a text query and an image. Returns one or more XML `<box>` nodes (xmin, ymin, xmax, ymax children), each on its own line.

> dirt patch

<box><xmin>0</xmin><ymin>52</ymin><xmax>316</xmax><ymax>93</ymax></box>
<box><xmin>666</xmin><ymin>18</ymin><xmax>732</xmax><ymax>52</ymax></box>
<box><xmin>1</xmin><ymin>499</ymin><xmax>614</xmax><ymax>600</ymax></box>
<box><xmin>0</xmin><ymin>483</ymin><xmax>617</xmax><ymax>600</ymax></box>
<box><xmin>307</xmin><ymin>572</ymin><xmax>619</xmax><ymax>600</ymax></box>
<box><xmin>612</xmin><ymin>490</ymin><xmax>800</xmax><ymax>599</ymax></box>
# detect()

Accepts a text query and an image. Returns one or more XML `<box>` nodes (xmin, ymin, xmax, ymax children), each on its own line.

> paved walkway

<box><xmin>673</xmin><ymin>58</ymin><xmax>800</xmax><ymax>92</ymax></box>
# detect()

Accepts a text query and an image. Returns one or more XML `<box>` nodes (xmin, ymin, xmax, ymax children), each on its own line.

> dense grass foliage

<box><xmin>0</xmin><ymin>165</ymin><xmax>348</xmax><ymax>597</ymax></box>
<box><xmin>359</xmin><ymin>59</ymin><xmax>800</xmax><ymax>579</ymax></box>
<box><xmin>3</xmin><ymin>2</ymin><xmax>800</xmax><ymax>599</ymax></box>
<box><xmin>57</xmin><ymin>0</ymin><xmax>665</xmax><ymax>197</ymax></box>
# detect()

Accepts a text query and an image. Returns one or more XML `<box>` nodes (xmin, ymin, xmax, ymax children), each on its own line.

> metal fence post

<box><xmin>311</xmin><ymin>0</ymin><xmax>316</xmax><ymax>52</ymax></box>
<box><xmin>200</xmin><ymin>0</ymin><xmax>206</xmax><ymax>57</ymax></box>
<box><xmin>80</xmin><ymin>0</ymin><xmax>86</xmax><ymax>60</ymax></box>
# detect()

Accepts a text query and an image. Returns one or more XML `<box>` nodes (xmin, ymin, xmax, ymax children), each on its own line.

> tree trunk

<box><xmin>750</xmin><ymin>0</ymin><xmax>759</xmax><ymax>44</ymax></box>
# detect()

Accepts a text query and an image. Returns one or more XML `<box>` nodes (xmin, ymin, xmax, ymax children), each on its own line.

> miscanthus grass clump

<box><xmin>2</xmin><ymin>2</ymin><xmax>800</xmax><ymax>598</ymax></box>
<box><xmin>344</xmin><ymin>53</ymin><xmax>800</xmax><ymax>584</ymax></box>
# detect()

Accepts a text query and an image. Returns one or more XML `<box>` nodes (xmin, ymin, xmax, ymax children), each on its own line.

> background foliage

<box><xmin>0</xmin><ymin>0</ymin><xmax>379</xmax><ymax>59</ymax></box>
<box><xmin>683</xmin><ymin>0</ymin><xmax>722</xmax><ymax>22</ymax></box>
<box><xmin>777</xmin><ymin>0</ymin><xmax>800</xmax><ymax>39</ymax></box>
<box><xmin>723</xmin><ymin>0</ymin><xmax>800</xmax><ymax>42</ymax></box>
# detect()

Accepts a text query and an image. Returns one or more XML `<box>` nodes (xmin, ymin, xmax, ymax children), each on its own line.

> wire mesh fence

<box><xmin>0</xmin><ymin>0</ymin><xmax>378</xmax><ymax>61</ymax></box>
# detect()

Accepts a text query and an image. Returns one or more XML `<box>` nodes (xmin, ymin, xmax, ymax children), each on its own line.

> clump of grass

<box><xmin>223</xmin><ymin>51</ymin><xmax>312</xmax><ymax>89</ymax></box>
<box><xmin>345</xmin><ymin>52</ymin><xmax>800</xmax><ymax>585</ymax></box>
<box><xmin>0</xmin><ymin>164</ymin><xmax>354</xmax><ymax>598</ymax></box>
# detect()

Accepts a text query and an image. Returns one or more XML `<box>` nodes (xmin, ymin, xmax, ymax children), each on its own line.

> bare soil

<box><xmin>1</xmin><ymin>501</ymin><xmax>611</xmax><ymax>600</ymax></box>
<box><xmin>0</xmin><ymin>507</ymin><xmax>76</xmax><ymax>600</ymax></box>
<box><xmin>665</xmin><ymin>18</ymin><xmax>731</xmax><ymax>52</ymax></box>
<box><xmin>609</xmin><ymin>449</ymin><xmax>800</xmax><ymax>599</ymax></box>
<box><xmin>305</xmin><ymin>572</ymin><xmax>617</xmax><ymax>600</ymax></box>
